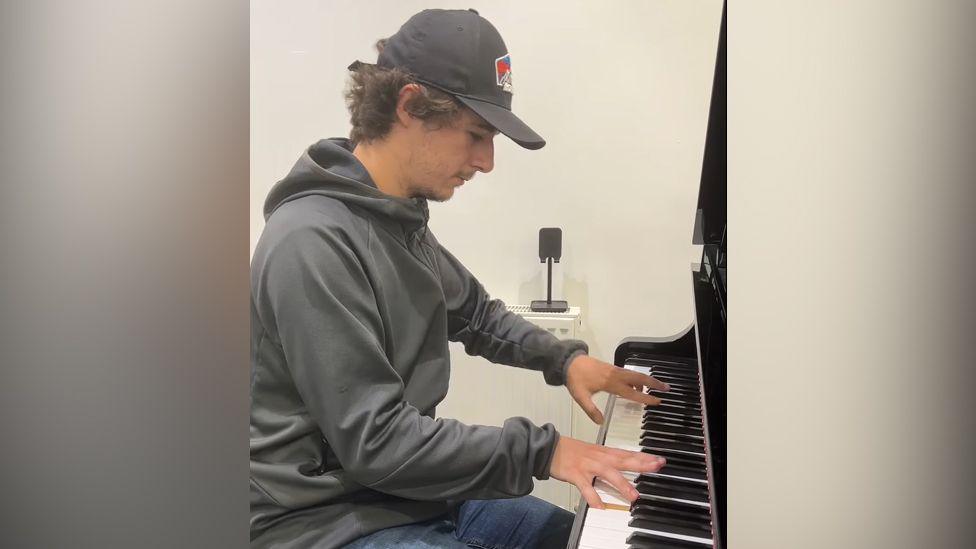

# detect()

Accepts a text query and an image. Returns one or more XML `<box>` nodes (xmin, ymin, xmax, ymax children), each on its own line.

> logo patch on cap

<box><xmin>495</xmin><ymin>54</ymin><xmax>513</xmax><ymax>93</ymax></box>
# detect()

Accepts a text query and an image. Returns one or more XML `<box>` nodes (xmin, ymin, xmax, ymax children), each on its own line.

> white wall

<box><xmin>251</xmin><ymin>0</ymin><xmax>722</xmax><ymax>405</ymax></box>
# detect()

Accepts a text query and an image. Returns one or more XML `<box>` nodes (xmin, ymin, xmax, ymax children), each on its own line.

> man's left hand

<box><xmin>565</xmin><ymin>355</ymin><xmax>670</xmax><ymax>424</ymax></box>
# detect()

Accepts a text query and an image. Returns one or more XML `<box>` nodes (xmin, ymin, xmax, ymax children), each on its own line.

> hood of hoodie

<box><xmin>263</xmin><ymin>137</ymin><xmax>429</xmax><ymax>234</ymax></box>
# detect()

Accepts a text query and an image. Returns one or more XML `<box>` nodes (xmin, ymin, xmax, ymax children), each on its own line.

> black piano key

<box><xmin>649</xmin><ymin>369</ymin><xmax>698</xmax><ymax>382</ymax></box>
<box><xmin>644</xmin><ymin>407</ymin><xmax>702</xmax><ymax>421</ymax></box>
<box><xmin>652</xmin><ymin>392</ymin><xmax>701</xmax><ymax>403</ymax></box>
<box><xmin>649</xmin><ymin>387</ymin><xmax>699</xmax><ymax>398</ymax></box>
<box><xmin>632</xmin><ymin>500</ymin><xmax>712</xmax><ymax>524</ymax></box>
<box><xmin>636</xmin><ymin>493</ymin><xmax>710</xmax><ymax>515</ymax></box>
<box><xmin>641</xmin><ymin>447</ymin><xmax>705</xmax><ymax>465</ymax></box>
<box><xmin>643</xmin><ymin>420</ymin><xmax>704</xmax><ymax>435</ymax></box>
<box><xmin>626</xmin><ymin>358</ymin><xmax>694</xmax><ymax>370</ymax></box>
<box><xmin>635</xmin><ymin>480</ymin><xmax>710</xmax><ymax>503</ymax></box>
<box><xmin>651</xmin><ymin>400</ymin><xmax>701</xmax><ymax>411</ymax></box>
<box><xmin>645</xmin><ymin>360</ymin><xmax>695</xmax><ymax>370</ymax></box>
<box><xmin>640</xmin><ymin>435</ymin><xmax>705</xmax><ymax>454</ymax></box>
<box><xmin>640</xmin><ymin>433</ymin><xmax>705</xmax><ymax>456</ymax></box>
<box><xmin>626</xmin><ymin>531</ymin><xmax>712</xmax><ymax>548</ymax></box>
<box><xmin>644</xmin><ymin>409</ymin><xmax>704</xmax><ymax>422</ymax></box>
<box><xmin>657</xmin><ymin>463</ymin><xmax>707</xmax><ymax>482</ymax></box>
<box><xmin>635</xmin><ymin>479</ymin><xmax>709</xmax><ymax>502</ymax></box>
<box><xmin>647</xmin><ymin>367</ymin><xmax>697</xmax><ymax>378</ymax></box>
<box><xmin>634</xmin><ymin>481</ymin><xmax>709</xmax><ymax>503</ymax></box>
<box><xmin>639</xmin><ymin>472</ymin><xmax>707</xmax><ymax>489</ymax></box>
<box><xmin>653</xmin><ymin>402</ymin><xmax>702</xmax><ymax>414</ymax></box>
<box><xmin>642</xmin><ymin>420</ymin><xmax>704</xmax><ymax>438</ymax></box>
<box><xmin>642</xmin><ymin>429</ymin><xmax>705</xmax><ymax>443</ymax></box>
<box><xmin>641</xmin><ymin>447</ymin><xmax>705</xmax><ymax>464</ymax></box>
<box><xmin>646</xmin><ymin>481</ymin><xmax>710</xmax><ymax>503</ymax></box>
<box><xmin>650</xmin><ymin>365</ymin><xmax>696</xmax><ymax>375</ymax></box>
<box><xmin>643</xmin><ymin>430</ymin><xmax>705</xmax><ymax>445</ymax></box>
<box><xmin>653</xmin><ymin>394</ymin><xmax>701</xmax><ymax>405</ymax></box>
<box><xmin>647</xmin><ymin>395</ymin><xmax>700</xmax><ymax>406</ymax></box>
<box><xmin>647</xmin><ymin>408</ymin><xmax>701</xmax><ymax>420</ymax></box>
<box><xmin>649</xmin><ymin>389</ymin><xmax>700</xmax><ymax>402</ymax></box>
<box><xmin>653</xmin><ymin>403</ymin><xmax>703</xmax><ymax>415</ymax></box>
<box><xmin>644</xmin><ymin>410</ymin><xmax>702</xmax><ymax>424</ymax></box>
<box><xmin>630</xmin><ymin>517</ymin><xmax>713</xmax><ymax>540</ymax></box>
<box><xmin>632</xmin><ymin>498</ymin><xmax>712</xmax><ymax>524</ymax></box>
<box><xmin>638</xmin><ymin>439</ymin><xmax>705</xmax><ymax>456</ymax></box>
<box><xmin>650</xmin><ymin>378</ymin><xmax>697</xmax><ymax>388</ymax></box>
<box><xmin>649</xmin><ymin>377</ymin><xmax>699</xmax><ymax>390</ymax></box>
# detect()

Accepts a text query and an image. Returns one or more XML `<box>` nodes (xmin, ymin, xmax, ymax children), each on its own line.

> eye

<box><xmin>469</xmin><ymin>131</ymin><xmax>486</xmax><ymax>142</ymax></box>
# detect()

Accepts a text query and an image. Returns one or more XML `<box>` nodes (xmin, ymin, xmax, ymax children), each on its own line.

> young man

<box><xmin>250</xmin><ymin>9</ymin><xmax>669</xmax><ymax>548</ymax></box>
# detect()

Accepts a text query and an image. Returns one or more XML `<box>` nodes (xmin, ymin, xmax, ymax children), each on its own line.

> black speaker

<box><xmin>538</xmin><ymin>227</ymin><xmax>562</xmax><ymax>263</ymax></box>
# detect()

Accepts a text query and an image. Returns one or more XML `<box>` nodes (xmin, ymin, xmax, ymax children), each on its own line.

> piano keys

<box><xmin>567</xmin><ymin>344</ymin><xmax>721</xmax><ymax>549</ymax></box>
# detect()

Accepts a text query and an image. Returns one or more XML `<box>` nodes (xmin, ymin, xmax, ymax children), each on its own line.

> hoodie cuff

<box><xmin>542</xmin><ymin>340</ymin><xmax>589</xmax><ymax>386</ymax></box>
<box><xmin>534</xmin><ymin>427</ymin><xmax>560</xmax><ymax>481</ymax></box>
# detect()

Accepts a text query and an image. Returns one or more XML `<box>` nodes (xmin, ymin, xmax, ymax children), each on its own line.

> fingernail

<box><xmin>663</xmin><ymin>383</ymin><xmax>671</xmax><ymax>391</ymax></box>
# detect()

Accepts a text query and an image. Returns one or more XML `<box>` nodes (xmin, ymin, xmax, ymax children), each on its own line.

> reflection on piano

<box><xmin>566</xmin><ymin>3</ymin><xmax>726</xmax><ymax>548</ymax></box>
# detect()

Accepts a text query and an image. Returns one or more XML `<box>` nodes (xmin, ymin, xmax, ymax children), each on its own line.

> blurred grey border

<box><xmin>1</xmin><ymin>1</ymin><xmax>249</xmax><ymax>547</ymax></box>
<box><xmin>0</xmin><ymin>1</ymin><xmax>973</xmax><ymax>548</ymax></box>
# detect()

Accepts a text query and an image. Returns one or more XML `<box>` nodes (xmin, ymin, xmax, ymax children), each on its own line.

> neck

<box><xmin>352</xmin><ymin>139</ymin><xmax>408</xmax><ymax>199</ymax></box>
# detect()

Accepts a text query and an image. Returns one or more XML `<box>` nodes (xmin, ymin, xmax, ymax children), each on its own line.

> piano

<box><xmin>566</xmin><ymin>3</ymin><xmax>726</xmax><ymax>548</ymax></box>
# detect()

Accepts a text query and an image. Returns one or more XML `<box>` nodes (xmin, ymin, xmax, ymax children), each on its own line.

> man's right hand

<box><xmin>549</xmin><ymin>436</ymin><xmax>666</xmax><ymax>510</ymax></box>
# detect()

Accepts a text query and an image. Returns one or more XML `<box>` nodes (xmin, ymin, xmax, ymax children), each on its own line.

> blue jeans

<box><xmin>343</xmin><ymin>495</ymin><xmax>575</xmax><ymax>549</ymax></box>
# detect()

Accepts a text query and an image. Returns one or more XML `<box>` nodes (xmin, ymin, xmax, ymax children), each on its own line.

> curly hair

<box><xmin>344</xmin><ymin>38</ymin><xmax>463</xmax><ymax>145</ymax></box>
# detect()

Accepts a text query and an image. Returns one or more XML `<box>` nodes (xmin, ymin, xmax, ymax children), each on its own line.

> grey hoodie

<box><xmin>249</xmin><ymin>138</ymin><xmax>588</xmax><ymax>548</ymax></box>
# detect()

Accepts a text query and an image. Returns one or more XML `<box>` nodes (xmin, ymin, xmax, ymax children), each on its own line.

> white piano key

<box><xmin>578</xmin><ymin>507</ymin><xmax>632</xmax><ymax>548</ymax></box>
<box><xmin>593</xmin><ymin>479</ymin><xmax>632</xmax><ymax>508</ymax></box>
<box><xmin>637</xmin><ymin>492</ymin><xmax>711</xmax><ymax>509</ymax></box>
<box><xmin>623</xmin><ymin>364</ymin><xmax>651</xmax><ymax>375</ymax></box>
<box><xmin>629</xmin><ymin>523</ymin><xmax>713</xmax><ymax>546</ymax></box>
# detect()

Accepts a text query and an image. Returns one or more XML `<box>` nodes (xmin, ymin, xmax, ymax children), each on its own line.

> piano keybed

<box><xmin>569</xmin><ymin>357</ymin><xmax>718</xmax><ymax>548</ymax></box>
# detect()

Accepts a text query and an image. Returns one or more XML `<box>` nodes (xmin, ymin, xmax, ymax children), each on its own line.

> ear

<box><xmin>394</xmin><ymin>83</ymin><xmax>423</xmax><ymax>129</ymax></box>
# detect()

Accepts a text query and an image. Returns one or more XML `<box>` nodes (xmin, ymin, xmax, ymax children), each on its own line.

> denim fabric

<box><xmin>343</xmin><ymin>495</ymin><xmax>575</xmax><ymax>549</ymax></box>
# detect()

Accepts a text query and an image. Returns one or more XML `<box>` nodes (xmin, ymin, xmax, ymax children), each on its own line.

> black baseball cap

<box><xmin>350</xmin><ymin>8</ymin><xmax>545</xmax><ymax>150</ymax></box>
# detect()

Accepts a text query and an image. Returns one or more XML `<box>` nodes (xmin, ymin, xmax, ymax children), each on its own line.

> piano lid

<box><xmin>693</xmin><ymin>2</ymin><xmax>726</xmax><ymax>247</ymax></box>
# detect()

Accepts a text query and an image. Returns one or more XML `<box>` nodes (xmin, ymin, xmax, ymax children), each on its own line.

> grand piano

<box><xmin>566</xmin><ymin>4</ymin><xmax>726</xmax><ymax>548</ymax></box>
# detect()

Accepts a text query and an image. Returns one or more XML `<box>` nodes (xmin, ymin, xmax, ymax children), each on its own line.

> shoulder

<box><xmin>267</xmin><ymin>195</ymin><xmax>367</xmax><ymax>238</ymax></box>
<box><xmin>254</xmin><ymin>196</ymin><xmax>372</xmax><ymax>271</ymax></box>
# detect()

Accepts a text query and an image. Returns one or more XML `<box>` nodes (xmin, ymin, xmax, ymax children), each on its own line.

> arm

<box><xmin>432</xmin><ymin>241</ymin><xmax>588</xmax><ymax>386</ymax></box>
<box><xmin>256</xmin><ymin>223</ymin><xmax>557</xmax><ymax>500</ymax></box>
<box><xmin>428</xmin><ymin>237</ymin><xmax>672</xmax><ymax>425</ymax></box>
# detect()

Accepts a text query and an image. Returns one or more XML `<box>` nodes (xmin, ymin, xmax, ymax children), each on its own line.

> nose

<box><xmin>471</xmin><ymin>135</ymin><xmax>495</xmax><ymax>174</ymax></box>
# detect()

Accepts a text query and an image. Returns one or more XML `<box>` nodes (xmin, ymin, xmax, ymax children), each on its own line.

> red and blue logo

<box><xmin>495</xmin><ymin>54</ymin><xmax>513</xmax><ymax>93</ymax></box>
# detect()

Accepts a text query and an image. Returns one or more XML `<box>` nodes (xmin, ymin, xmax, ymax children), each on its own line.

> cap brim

<box><xmin>455</xmin><ymin>96</ymin><xmax>546</xmax><ymax>150</ymax></box>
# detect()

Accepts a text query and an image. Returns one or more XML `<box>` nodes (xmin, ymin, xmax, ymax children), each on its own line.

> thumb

<box><xmin>579</xmin><ymin>396</ymin><xmax>604</xmax><ymax>425</ymax></box>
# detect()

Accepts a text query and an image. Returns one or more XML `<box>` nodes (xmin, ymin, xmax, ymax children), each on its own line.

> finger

<box><xmin>617</xmin><ymin>385</ymin><xmax>661</xmax><ymax>407</ymax></box>
<box><xmin>578</xmin><ymin>483</ymin><xmax>605</xmax><ymax>510</ymax></box>
<box><xmin>622</xmin><ymin>370</ymin><xmax>670</xmax><ymax>392</ymax></box>
<box><xmin>578</xmin><ymin>396</ymin><xmax>605</xmax><ymax>425</ymax></box>
<box><xmin>613</xmin><ymin>449</ymin><xmax>666</xmax><ymax>473</ymax></box>
<box><xmin>599</xmin><ymin>467</ymin><xmax>639</xmax><ymax>502</ymax></box>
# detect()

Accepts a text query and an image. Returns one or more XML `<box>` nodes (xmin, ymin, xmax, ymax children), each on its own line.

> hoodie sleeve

<box><xmin>432</xmin><ymin>241</ymin><xmax>589</xmax><ymax>386</ymax></box>
<box><xmin>255</xmin><ymin>222</ymin><xmax>558</xmax><ymax>500</ymax></box>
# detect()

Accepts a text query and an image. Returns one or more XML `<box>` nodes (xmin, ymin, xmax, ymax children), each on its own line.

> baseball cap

<box><xmin>350</xmin><ymin>8</ymin><xmax>545</xmax><ymax>150</ymax></box>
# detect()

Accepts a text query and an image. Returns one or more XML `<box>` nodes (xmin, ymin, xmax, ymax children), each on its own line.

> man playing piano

<box><xmin>250</xmin><ymin>9</ymin><xmax>669</xmax><ymax>549</ymax></box>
